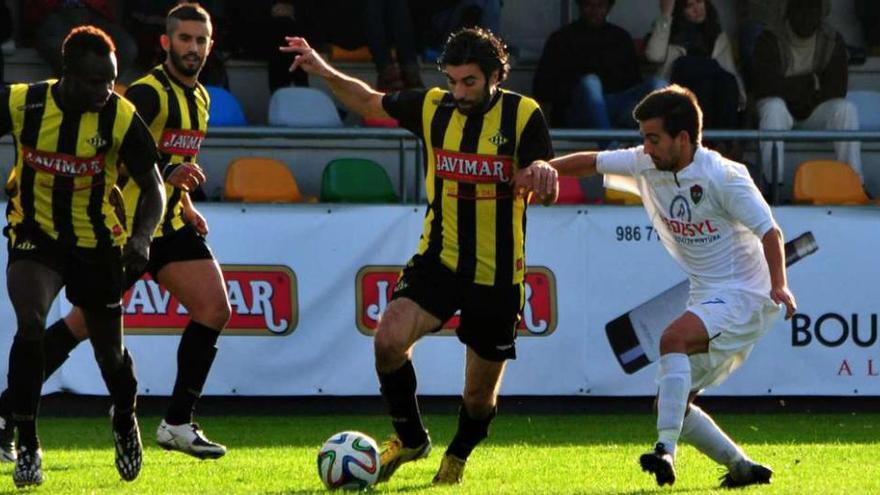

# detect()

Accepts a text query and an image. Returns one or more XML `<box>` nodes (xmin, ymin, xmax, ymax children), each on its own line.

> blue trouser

<box><xmin>565</xmin><ymin>75</ymin><xmax>667</xmax><ymax>129</ymax></box>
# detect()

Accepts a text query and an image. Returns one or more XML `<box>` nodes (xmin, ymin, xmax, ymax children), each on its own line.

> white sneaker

<box><xmin>156</xmin><ymin>420</ymin><xmax>226</xmax><ymax>459</ymax></box>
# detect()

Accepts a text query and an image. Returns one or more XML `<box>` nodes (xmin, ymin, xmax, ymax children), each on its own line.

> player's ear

<box><xmin>160</xmin><ymin>34</ymin><xmax>171</xmax><ymax>52</ymax></box>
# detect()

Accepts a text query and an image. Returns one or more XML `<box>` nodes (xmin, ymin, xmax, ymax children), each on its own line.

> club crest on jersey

<box><xmin>488</xmin><ymin>130</ymin><xmax>508</xmax><ymax>146</ymax></box>
<box><xmin>690</xmin><ymin>184</ymin><xmax>703</xmax><ymax>204</ymax></box>
<box><xmin>87</xmin><ymin>133</ymin><xmax>108</xmax><ymax>149</ymax></box>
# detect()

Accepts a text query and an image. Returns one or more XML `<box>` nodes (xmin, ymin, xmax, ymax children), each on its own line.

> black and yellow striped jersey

<box><xmin>121</xmin><ymin>65</ymin><xmax>209</xmax><ymax>237</ymax></box>
<box><xmin>1</xmin><ymin>80</ymin><xmax>157</xmax><ymax>248</ymax></box>
<box><xmin>383</xmin><ymin>87</ymin><xmax>553</xmax><ymax>286</ymax></box>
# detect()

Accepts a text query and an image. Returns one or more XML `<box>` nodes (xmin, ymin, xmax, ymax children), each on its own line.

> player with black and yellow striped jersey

<box><xmin>1</xmin><ymin>26</ymin><xmax>165</xmax><ymax>487</ymax></box>
<box><xmin>281</xmin><ymin>27</ymin><xmax>557</xmax><ymax>485</ymax></box>
<box><xmin>0</xmin><ymin>3</ymin><xmax>229</xmax><ymax>466</ymax></box>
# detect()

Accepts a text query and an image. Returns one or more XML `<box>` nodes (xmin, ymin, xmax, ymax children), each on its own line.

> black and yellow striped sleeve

<box><xmin>516</xmin><ymin>105</ymin><xmax>553</xmax><ymax>167</ymax></box>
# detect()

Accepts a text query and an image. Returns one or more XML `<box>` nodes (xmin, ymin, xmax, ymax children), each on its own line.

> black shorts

<box><xmin>127</xmin><ymin>224</ymin><xmax>214</xmax><ymax>287</ymax></box>
<box><xmin>6</xmin><ymin>226</ymin><xmax>124</xmax><ymax>314</ymax></box>
<box><xmin>391</xmin><ymin>254</ymin><xmax>524</xmax><ymax>361</ymax></box>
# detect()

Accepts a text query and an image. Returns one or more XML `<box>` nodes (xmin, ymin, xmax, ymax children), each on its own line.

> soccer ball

<box><xmin>317</xmin><ymin>431</ymin><xmax>381</xmax><ymax>490</ymax></box>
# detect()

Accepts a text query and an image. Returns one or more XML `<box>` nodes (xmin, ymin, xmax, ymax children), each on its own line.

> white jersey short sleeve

<box><xmin>603</xmin><ymin>146</ymin><xmax>777</xmax><ymax>296</ymax></box>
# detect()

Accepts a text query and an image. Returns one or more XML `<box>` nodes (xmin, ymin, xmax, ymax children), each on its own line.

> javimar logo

<box><xmin>122</xmin><ymin>264</ymin><xmax>298</xmax><ymax>336</ymax></box>
<box><xmin>355</xmin><ymin>266</ymin><xmax>557</xmax><ymax>336</ymax></box>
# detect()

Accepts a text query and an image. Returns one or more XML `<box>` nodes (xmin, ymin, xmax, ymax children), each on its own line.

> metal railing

<box><xmin>208</xmin><ymin>127</ymin><xmax>880</xmax><ymax>204</ymax></box>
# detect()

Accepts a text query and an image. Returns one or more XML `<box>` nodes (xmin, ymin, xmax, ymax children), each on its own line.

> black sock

<box><xmin>378</xmin><ymin>360</ymin><xmax>427</xmax><ymax>447</ymax></box>
<box><xmin>43</xmin><ymin>318</ymin><xmax>82</xmax><ymax>379</ymax></box>
<box><xmin>8</xmin><ymin>336</ymin><xmax>44</xmax><ymax>447</ymax></box>
<box><xmin>99</xmin><ymin>349</ymin><xmax>138</xmax><ymax>430</ymax></box>
<box><xmin>0</xmin><ymin>319</ymin><xmax>81</xmax><ymax>418</ymax></box>
<box><xmin>165</xmin><ymin>321</ymin><xmax>219</xmax><ymax>425</ymax></box>
<box><xmin>446</xmin><ymin>404</ymin><xmax>496</xmax><ymax>460</ymax></box>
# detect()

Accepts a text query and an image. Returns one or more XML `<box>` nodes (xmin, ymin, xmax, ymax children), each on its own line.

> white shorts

<box><xmin>686</xmin><ymin>290</ymin><xmax>783</xmax><ymax>391</ymax></box>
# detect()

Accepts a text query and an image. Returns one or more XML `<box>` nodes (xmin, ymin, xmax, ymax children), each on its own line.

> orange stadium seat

<box><xmin>793</xmin><ymin>160</ymin><xmax>870</xmax><ymax>205</ymax></box>
<box><xmin>604</xmin><ymin>187</ymin><xmax>642</xmax><ymax>205</ymax></box>
<box><xmin>224</xmin><ymin>157</ymin><xmax>314</xmax><ymax>203</ymax></box>
<box><xmin>329</xmin><ymin>45</ymin><xmax>373</xmax><ymax>62</ymax></box>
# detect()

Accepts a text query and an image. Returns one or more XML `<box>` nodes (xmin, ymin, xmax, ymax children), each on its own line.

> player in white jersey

<box><xmin>513</xmin><ymin>85</ymin><xmax>796</xmax><ymax>488</ymax></box>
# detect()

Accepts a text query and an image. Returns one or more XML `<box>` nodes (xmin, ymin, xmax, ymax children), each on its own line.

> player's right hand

<box><xmin>280</xmin><ymin>37</ymin><xmax>333</xmax><ymax>77</ymax></box>
<box><xmin>166</xmin><ymin>163</ymin><xmax>206</xmax><ymax>192</ymax></box>
<box><xmin>770</xmin><ymin>285</ymin><xmax>796</xmax><ymax>320</ymax></box>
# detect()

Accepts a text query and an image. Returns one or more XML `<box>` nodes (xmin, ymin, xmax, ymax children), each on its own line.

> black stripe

<box><xmin>161</xmin><ymin>188</ymin><xmax>181</xmax><ymax>236</ymax></box>
<box><xmin>153</xmin><ymin>69</ymin><xmax>178</xmax><ymax>167</ymax></box>
<box><xmin>52</xmin><ymin>102</ymin><xmax>82</xmax><ymax>245</ymax></box>
<box><xmin>19</xmin><ymin>84</ymin><xmax>49</xmax><ymax>232</ymax></box>
<box><xmin>455</xmin><ymin>109</ymin><xmax>483</xmax><ymax>281</ymax></box>
<box><xmin>89</xmin><ymin>96</ymin><xmax>119</xmax><ymax>248</ymax></box>
<box><xmin>494</xmin><ymin>93</ymin><xmax>520</xmax><ymax>286</ymax></box>
<box><xmin>424</xmin><ymin>93</ymin><xmax>454</xmax><ymax>262</ymax></box>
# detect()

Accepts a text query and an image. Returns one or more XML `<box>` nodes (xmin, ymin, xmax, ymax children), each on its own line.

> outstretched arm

<box><xmin>279</xmin><ymin>36</ymin><xmax>389</xmax><ymax>119</ymax></box>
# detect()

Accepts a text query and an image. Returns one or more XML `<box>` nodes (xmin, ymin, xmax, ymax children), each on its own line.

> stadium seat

<box><xmin>224</xmin><ymin>157</ymin><xmax>313</xmax><ymax>203</ymax></box>
<box><xmin>205</xmin><ymin>85</ymin><xmax>247</xmax><ymax>127</ymax></box>
<box><xmin>604</xmin><ymin>188</ymin><xmax>642</xmax><ymax>205</ymax></box>
<box><xmin>793</xmin><ymin>160</ymin><xmax>870</xmax><ymax>205</ymax></box>
<box><xmin>529</xmin><ymin>176</ymin><xmax>587</xmax><ymax>204</ymax></box>
<box><xmin>268</xmin><ymin>87</ymin><xmax>343</xmax><ymax>127</ymax></box>
<box><xmin>846</xmin><ymin>90</ymin><xmax>880</xmax><ymax>131</ymax></box>
<box><xmin>320</xmin><ymin>158</ymin><xmax>399</xmax><ymax>203</ymax></box>
<box><xmin>329</xmin><ymin>45</ymin><xmax>373</xmax><ymax>62</ymax></box>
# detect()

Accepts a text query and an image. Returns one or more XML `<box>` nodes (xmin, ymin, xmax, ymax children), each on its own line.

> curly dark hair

<box><xmin>437</xmin><ymin>27</ymin><xmax>510</xmax><ymax>83</ymax></box>
<box><xmin>62</xmin><ymin>25</ymin><xmax>115</xmax><ymax>70</ymax></box>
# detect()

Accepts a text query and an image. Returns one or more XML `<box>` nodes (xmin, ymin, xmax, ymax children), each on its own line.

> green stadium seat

<box><xmin>320</xmin><ymin>158</ymin><xmax>399</xmax><ymax>203</ymax></box>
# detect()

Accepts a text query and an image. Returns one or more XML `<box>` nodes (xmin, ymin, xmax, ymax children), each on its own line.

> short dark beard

<box><xmin>168</xmin><ymin>48</ymin><xmax>202</xmax><ymax>78</ymax></box>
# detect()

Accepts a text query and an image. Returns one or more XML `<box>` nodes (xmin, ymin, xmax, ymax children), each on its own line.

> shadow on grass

<box><xmin>30</xmin><ymin>412</ymin><xmax>880</xmax><ymax>451</ymax></box>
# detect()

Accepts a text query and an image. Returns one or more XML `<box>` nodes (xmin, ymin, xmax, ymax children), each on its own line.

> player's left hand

<box><xmin>122</xmin><ymin>234</ymin><xmax>151</xmax><ymax>278</ymax></box>
<box><xmin>512</xmin><ymin>160</ymin><xmax>558</xmax><ymax>205</ymax></box>
<box><xmin>184</xmin><ymin>205</ymin><xmax>209</xmax><ymax>236</ymax></box>
<box><xmin>770</xmin><ymin>285</ymin><xmax>796</xmax><ymax>320</ymax></box>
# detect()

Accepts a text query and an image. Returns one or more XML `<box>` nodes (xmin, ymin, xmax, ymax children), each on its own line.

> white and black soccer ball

<box><xmin>317</xmin><ymin>431</ymin><xmax>380</xmax><ymax>490</ymax></box>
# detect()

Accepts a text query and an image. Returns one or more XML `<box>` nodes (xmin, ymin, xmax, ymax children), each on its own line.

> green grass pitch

<box><xmin>6</xmin><ymin>412</ymin><xmax>879</xmax><ymax>493</ymax></box>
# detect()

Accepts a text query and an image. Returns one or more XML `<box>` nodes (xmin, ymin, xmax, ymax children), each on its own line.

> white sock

<box><xmin>655</xmin><ymin>353</ymin><xmax>691</xmax><ymax>456</ymax></box>
<box><xmin>681</xmin><ymin>404</ymin><xmax>746</xmax><ymax>468</ymax></box>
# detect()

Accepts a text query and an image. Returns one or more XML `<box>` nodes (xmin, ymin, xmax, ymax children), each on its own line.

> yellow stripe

<box><xmin>440</xmin><ymin>107</ymin><xmax>466</xmax><ymax>272</ymax></box>
<box><xmin>7</xmin><ymin>85</ymin><xmax>27</xmax><ymax>227</ymax></box>
<box><xmin>512</xmin><ymin>98</ymin><xmax>537</xmax><ymax>282</ymax></box>
<box><xmin>34</xmin><ymin>90</ymin><xmax>61</xmax><ymax>239</ymax></box>
<box><xmin>417</xmin><ymin>88</ymin><xmax>443</xmax><ymax>256</ymax></box>
<box><xmin>70</xmin><ymin>113</ymin><xmax>99</xmax><ymax>246</ymax></box>
<box><xmin>474</xmin><ymin>99</ymin><xmax>502</xmax><ymax>285</ymax></box>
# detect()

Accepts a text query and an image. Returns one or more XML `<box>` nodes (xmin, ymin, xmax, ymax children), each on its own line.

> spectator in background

<box><xmin>24</xmin><ymin>0</ymin><xmax>138</xmax><ymax>77</ymax></box>
<box><xmin>533</xmin><ymin>0</ymin><xmax>664</xmax><ymax>130</ymax></box>
<box><xmin>0</xmin><ymin>2</ymin><xmax>11</xmax><ymax>84</ymax></box>
<box><xmin>752</xmin><ymin>0</ymin><xmax>861</xmax><ymax>189</ymax></box>
<box><xmin>411</xmin><ymin>0</ymin><xmax>502</xmax><ymax>61</ymax></box>
<box><xmin>365</xmin><ymin>0</ymin><xmax>423</xmax><ymax>90</ymax></box>
<box><xmin>646</xmin><ymin>0</ymin><xmax>744</xmax><ymax>158</ymax></box>
<box><xmin>647</xmin><ymin>0</ymin><xmax>744</xmax><ymax>125</ymax></box>
<box><xmin>855</xmin><ymin>0</ymin><xmax>880</xmax><ymax>55</ymax></box>
<box><xmin>736</xmin><ymin>0</ymin><xmax>829</xmax><ymax>89</ymax></box>
<box><xmin>267</xmin><ymin>1</ymin><xmax>310</xmax><ymax>92</ymax></box>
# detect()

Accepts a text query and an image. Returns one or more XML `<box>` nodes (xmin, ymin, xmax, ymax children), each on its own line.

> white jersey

<box><xmin>597</xmin><ymin>146</ymin><xmax>776</xmax><ymax>296</ymax></box>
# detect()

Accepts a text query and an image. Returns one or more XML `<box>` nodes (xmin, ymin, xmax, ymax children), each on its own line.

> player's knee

<box><xmin>373</xmin><ymin>326</ymin><xmax>408</xmax><ymax>362</ymax></box>
<box><xmin>65</xmin><ymin>309</ymin><xmax>89</xmax><ymax>339</ymax></box>
<box><xmin>192</xmin><ymin>299</ymin><xmax>231</xmax><ymax>330</ymax></box>
<box><xmin>659</xmin><ymin>331</ymin><xmax>686</xmax><ymax>354</ymax></box>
